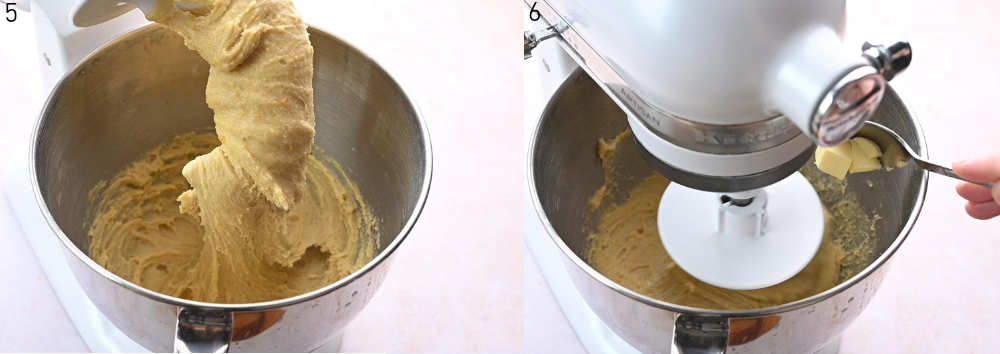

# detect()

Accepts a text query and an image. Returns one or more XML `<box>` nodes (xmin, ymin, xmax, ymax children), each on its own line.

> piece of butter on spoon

<box><xmin>815</xmin><ymin>137</ymin><xmax>884</xmax><ymax>179</ymax></box>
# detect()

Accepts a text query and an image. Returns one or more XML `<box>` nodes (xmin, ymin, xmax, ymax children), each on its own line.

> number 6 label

<box><xmin>529</xmin><ymin>2</ymin><xmax>540</xmax><ymax>21</ymax></box>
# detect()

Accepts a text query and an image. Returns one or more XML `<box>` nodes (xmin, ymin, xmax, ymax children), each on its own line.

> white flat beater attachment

<box><xmin>658</xmin><ymin>173</ymin><xmax>825</xmax><ymax>290</ymax></box>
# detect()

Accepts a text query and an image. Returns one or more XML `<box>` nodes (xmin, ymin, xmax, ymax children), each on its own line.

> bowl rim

<box><xmin>527</xmin><ymin>68</ymin><xmax>928</xmax><ymax>317</ymax></box>
<box><xmin>29</xmin><ymin>23</ymin><xmax>433</xmax><ymax>311</ymax></box>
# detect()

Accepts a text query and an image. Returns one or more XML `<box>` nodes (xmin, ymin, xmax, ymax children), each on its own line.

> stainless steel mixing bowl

<box><xmin>529</xmin><ymin>69</ymin><xmax>927</xmax><ymax>354</ymax></box>
<box><xmin>31</xmin><ymin>25</ymin><xmax>431</xmax><ymax>352</ymax></box>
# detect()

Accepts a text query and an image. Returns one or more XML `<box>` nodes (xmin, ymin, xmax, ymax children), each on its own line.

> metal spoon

<box><xmin>858</xmin><ymin>121</ymin><xmax>994</xmax><ymax>188</ymax></box>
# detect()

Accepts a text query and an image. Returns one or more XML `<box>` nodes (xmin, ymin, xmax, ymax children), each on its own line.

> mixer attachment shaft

<box><xmin>717</xmin><ymin>190</ymin><xmax>767</xmax><ymax>239</ymax></box>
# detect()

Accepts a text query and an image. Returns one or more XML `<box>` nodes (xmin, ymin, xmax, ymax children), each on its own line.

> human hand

<box><xmin>954</xmin><ymin>156</ymin><xmax>1000</xmax><ymax>220</ymax></box>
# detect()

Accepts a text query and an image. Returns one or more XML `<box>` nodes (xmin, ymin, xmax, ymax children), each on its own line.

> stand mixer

<box><xmin>524</xmin><ymin>0</ymin><xmax>912</xmax><ymax>289</ymax></box>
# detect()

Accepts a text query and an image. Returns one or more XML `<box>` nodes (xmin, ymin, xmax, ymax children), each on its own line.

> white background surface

<box><xmin>521</xmin><ymin>1</ymin><xmax>1000</xmax><ymax>354</ymax></box>
<box><xmin>0</xmin><ymin>0</ymin><xmax>522</xmax><ymax>352</ymax></box>
<box><xmin>2</xmin><ymin>0</ymin><xmax>1000</xmax><ymax>353</ymax></box>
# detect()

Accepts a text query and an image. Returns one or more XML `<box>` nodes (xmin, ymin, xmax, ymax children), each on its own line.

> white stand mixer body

<box><xmin>28</xmin><ymin>0</ymin><xmax>147</xmax><ymax>92</ymax></box>
<box><xmin>551</xmin><ymin>0</ymin><xmax>858</xmax><ymax>128</ymax></box>
<box><xmin>529</xmin><ymin>0</ymin><xmax>909</xmax><ymax>191</ymax></box>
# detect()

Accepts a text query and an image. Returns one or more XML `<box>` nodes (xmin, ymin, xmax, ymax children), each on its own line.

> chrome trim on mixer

<box><xmin>634</xmin><ymin>136</ymin><xmax>816</xmax><ymax>192</ymax></box>
<box><xmin>174</xmin><ymin>308</ymin><xmax>232</xmax><ymax>353</ymax></box>
<box><xmin>812</xmin><ymin>65</ymin><xmax>886</xmax><ymax>147</ymax></box>
<box><xmin>524</xmin><ymin>0</ymin><xmax>803</xmax><ymax>155</ymax></box>
<box><xmin>812</xmin><ymin>41</ymin><xmax>912</xmax><ymax>147</ymax></box>
<box><xmin>524</xmin><ymin>25</ymin><xmax>564</xmax><ymax>59</ymax></box>
<box><xmin>673</xmin><ymin>314</ymin><xmax>728</xmax><ymax>354</ymax></box>
<box><xmin>863</xmin><ymin>41</ymin><xmax>912</xmax><ymax>82</ymax></box>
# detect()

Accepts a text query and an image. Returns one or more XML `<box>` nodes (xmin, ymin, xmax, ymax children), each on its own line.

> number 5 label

<box><xmin>5</xmin><ymin>2</ymin><xmax>16</xmax><ymax>22</ymax></box>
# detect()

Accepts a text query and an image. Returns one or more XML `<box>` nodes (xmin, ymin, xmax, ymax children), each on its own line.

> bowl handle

<box><xmin>673</xmin><ymin>314</ymin><xmax>728</xmax><ymax>354</ymax></box>
<box><xmin>174</xmin><ymin>307</ymin><xmax>232</xmax><ymax>353</ymax></box>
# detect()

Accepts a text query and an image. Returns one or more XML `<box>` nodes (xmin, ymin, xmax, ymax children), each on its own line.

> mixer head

<box><xmin>525</xmin><ymin>0</ymin><xmax>912</xmax><ymax>289</ymax></box>
<box><xmin>525</xmin><ymin>0</ymin><xmax>911</xmax><ymax>192</ymax></box>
